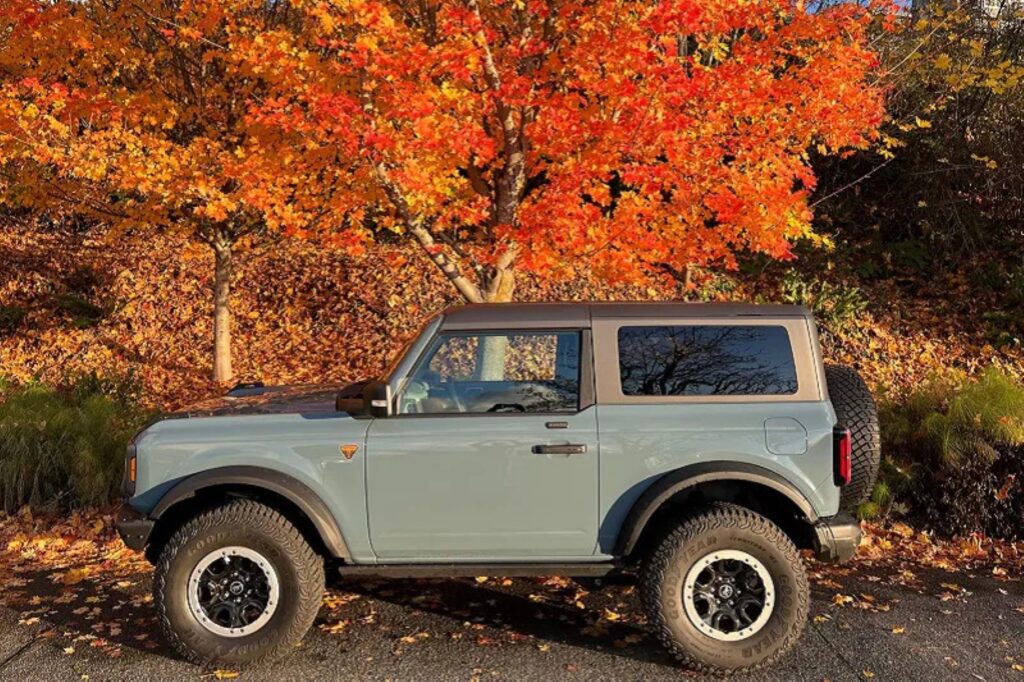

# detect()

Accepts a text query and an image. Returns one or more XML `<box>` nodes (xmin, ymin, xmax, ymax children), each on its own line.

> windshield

<box><xmin>382</xmin><ymin>335</ymin><xmax>417</xmax><ymax>380</ymax></box>
<box><xmin>382</xmin><ymin>313</ymin><xmax>443</xmax><ymax>384</ymax></box>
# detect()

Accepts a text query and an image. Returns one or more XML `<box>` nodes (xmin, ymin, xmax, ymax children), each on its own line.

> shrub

<box><xmin>779</xmin><ymin>270</ymin><xmax>868</xmax><ymax>331</ymax></box>
<box><xmin>0</xmin><ymin>377</ymin><xmax>150</xmax><ymax>512</ymax></box>
<box><xmin>876</xmin><ymin>367</ymin><xmax>1024</xmax><ymax>538</ymax></box>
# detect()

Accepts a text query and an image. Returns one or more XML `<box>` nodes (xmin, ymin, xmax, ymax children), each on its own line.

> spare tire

<box><xmin>825</xmin><ymin>364</ymin><xmax>881</xmax><ymax>512</ymax></box>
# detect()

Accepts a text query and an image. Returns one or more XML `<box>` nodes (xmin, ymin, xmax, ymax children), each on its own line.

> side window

<box><xmin>617</xmin><ymin>325</ymin><xmax>798</xmax><ymax>397</ymax></box>
<box><xmin>399</xmin><ymin>331</ymin><xmax>581</xmax><ymax>414</ymax></box>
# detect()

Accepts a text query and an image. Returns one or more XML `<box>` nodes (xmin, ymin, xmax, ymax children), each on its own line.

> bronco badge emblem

<box><xmin>340</xmin><ymin>444</ymin><xmax>359</xmax><ymax>460</ymax></box>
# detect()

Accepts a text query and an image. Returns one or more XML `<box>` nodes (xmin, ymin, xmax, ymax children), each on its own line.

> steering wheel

<box><xmin>487</xmin><ymin>402</ymin><xmax>526</xmax><ymax>413</ymax></box>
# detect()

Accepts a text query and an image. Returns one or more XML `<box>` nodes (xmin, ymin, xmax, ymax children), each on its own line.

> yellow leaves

<box><xmin>914</xmin><ymin>117</ymin><xmax>932</xmax><ymax>129</ymax></box>
<box><xmin>354</xmin><ymin>34</ymin><xmax>379</xmax><ymax>53</ymax></box>
<box><xmin>934</xmin><ymin>53</ymin><xmax>952</xmax><ymax>71</ymax></box>
<box><xmin>62</xmin><ymin>567</ymin><xmax>93</xmax><ymax>586</ymax></box>
<box><xmin>971</xmin><ymin>153</ymin><xmax>999</xmax><ymax>170</ymax></box>
<box><xmin>832</xmin><ymin>593</ymin><xmax>854</xmax><ymax>606</ymax></box>
<box><xmin>891</xmin><ymin>626</ymin><xmax>905</xmax><ymax>634</ymax></box>
<box><xmin>891</xmin><ymin>522</ymin><xmax>915</xmax><ymax>538</ymax></box>
<box><xmin>320</xmin><ymin>619</ymin><xmax>350</xmax><ymax>634</ymax></box>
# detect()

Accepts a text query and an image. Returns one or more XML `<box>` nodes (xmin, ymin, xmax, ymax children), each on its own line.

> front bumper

<box><xmin>116</xmin><ymin>505</ymin><xmax>154</xmax><ymax>551</ymax></box>
<box><xmin>812</xmin><ymin>513</ymin><xmax>862</xmax><ymax>563</ymax></box>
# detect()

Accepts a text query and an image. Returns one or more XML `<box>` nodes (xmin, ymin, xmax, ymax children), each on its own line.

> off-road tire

<box><xmin>640</xmin><ymin>503</ymin><xmax>809</xmax><ymax>675</ymax></box>
<box><xmin>154</xmin><ymin>500</ymin><xmax>324</xmax><ymax>665</ymax></box>
<box><xmin>825</xmin><ymin>363</ymin><xmax>882</xmax><ymax>512</ymax></box>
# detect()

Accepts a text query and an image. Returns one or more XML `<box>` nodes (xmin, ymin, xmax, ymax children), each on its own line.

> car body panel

<box><xmin>594</xmin><ymin>401</ymin><xmax>839</xmax><ymax>554</ymax></box>
<box><xmin>129</xmin><ymin>410</ymin><xmax>376</xmax><ymax>561</ymax></box>
<box><xmin>364</xmin><ymin>408</ymin><xmax>600</xmax><ymax>561</ymax></box>
<box><xmin>124</xmin><ymin>301</ymin><xmax>845</xmax><ymax>566</ymax></box>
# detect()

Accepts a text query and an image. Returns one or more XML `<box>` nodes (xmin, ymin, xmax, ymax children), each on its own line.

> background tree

<box><xmin>1</xmin><ymin>0</ymin><xmax>887</xmax><ymax>386</ymax></box>
<box><xmin>242</xmin><ymin>0</ymin><xmax>887</xmax><ymax>302</ymax></box>
<box><xmin>815</xmin><ymin>1</ymin><xmax>1024</xmax><ymax>259</ymax></box>
<box><xmin>0</xmin><ymin>0</ymin><xmax>300</xmax><ymax>384</ymax></box>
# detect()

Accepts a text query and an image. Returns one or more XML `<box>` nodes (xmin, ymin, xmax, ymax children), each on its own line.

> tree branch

<box><xmin>371</xmin><ymin>161</ymin><xmax>484</xmax><ymax>303</ymax></box>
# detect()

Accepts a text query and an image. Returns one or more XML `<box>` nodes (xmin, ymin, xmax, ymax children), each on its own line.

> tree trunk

<box><xmin>476</xmin><ymin>268</ymin><xmax>515</xmax><ymax>380</ymax></box>
<box><xmin>212</xmin><ymin>236</ymin><xmax>234</xmax><ymax>385</ymax></box>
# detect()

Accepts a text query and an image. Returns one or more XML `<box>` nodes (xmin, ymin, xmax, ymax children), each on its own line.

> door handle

<box><xmin>532</xmin><ymin>444</ymin><xmax>587</xmax><ymax>455</ymax></box>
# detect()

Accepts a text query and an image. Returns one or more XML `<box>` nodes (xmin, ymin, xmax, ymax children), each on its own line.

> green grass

<box><xmin>882</xmin><ymin>366</ymin><xmax>1024</xmax><ymax>467</ymax></box>
<box><xmin>0</xmin><ymin>378</ymin><xmax>150</xmax><ymax>512</ymax></box>
<box><xmin>867</xmin><ymin>366</ymin><xmax>1024</xmax><ymax>537</ymax></box>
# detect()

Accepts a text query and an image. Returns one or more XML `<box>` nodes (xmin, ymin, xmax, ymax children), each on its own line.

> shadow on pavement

<box><xmin>336</xmin><ymin>575</ymin><xmax>679</xmax><ymax>669</ymax></box>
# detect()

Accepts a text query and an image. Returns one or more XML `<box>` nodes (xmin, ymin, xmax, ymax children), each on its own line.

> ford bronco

<box><xmin>117</xmin><ymin>302</ymin><xmax>880</xmax><ymax>673</ymax></box>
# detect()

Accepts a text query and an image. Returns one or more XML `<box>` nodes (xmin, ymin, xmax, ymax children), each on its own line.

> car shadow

<box><xmin>0</xmin><ymin>542</ymin><xmax>676</xmax><ymax>670</ymax></box>
<box><xmin>336</xmin><ymin>575</ymin><xmax>679</xmax><ymax>669</ymax></box>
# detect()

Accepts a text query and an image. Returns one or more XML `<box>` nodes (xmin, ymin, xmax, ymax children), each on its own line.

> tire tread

<box><xmin>153</xmin><ymin>499</ymin><xmax>324</xmax><ymax>665</ymax></box>
<box><xmin>639</xmin><ymin>502</ymin><xmax>809</xmax><ymax>675</ymax></box>
<box><xmin>825</xmin><ymin>364</ymin><xmax>882</xmax><ymax>511</ymax></box>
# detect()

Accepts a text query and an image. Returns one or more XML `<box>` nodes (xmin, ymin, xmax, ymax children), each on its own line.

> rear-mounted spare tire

<box><xmin>824</xmin><ymin>364</ymin><xmax>881</xmax><ymax>513</ymax></box>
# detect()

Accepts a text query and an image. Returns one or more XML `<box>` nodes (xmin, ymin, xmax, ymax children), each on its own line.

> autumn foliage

<box><xmin>1</xmin><ymin>0</ymin><xmax>886</xmax><ymax>381</ymax></box>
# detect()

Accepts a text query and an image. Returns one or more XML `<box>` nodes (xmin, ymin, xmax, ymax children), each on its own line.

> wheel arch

<box><xmin>615</xmin><ymin>462</ymin><xmax>819</xmax><ymax>560</ymax></box>
<box><xmin>146</xmin><ymin>466</ymin><xmax>350</xmax><ymax>562</ymax></box>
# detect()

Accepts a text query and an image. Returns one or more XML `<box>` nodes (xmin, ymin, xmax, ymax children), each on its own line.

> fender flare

<box><xmin>614</xmin><ymin>461</ymin><xmax>818</xmax><ymax>557</ymax></box>
<box><xmin>151</xmin><ymin>465</ymin><xmax>350</xmax><ymax>559</ymax></box>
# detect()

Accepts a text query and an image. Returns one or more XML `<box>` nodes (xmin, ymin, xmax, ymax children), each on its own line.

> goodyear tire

<box><xmin>154</xmin><ymin>500</ymin><xmax>324</xmax><ymax>665</ymax></box>
<box><xmin>640</xmin><ymin>503</ymin><xmax>809</xmax><ymax>674</ymax></box>
<box><xmin>825</xmin><ymin>364</ymin><xmax>882</xmax><ymax>512</ymax></box>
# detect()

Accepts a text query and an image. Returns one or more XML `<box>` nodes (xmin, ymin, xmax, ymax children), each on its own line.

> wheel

<box><xmin>154</xmin><ymin>500</ymin><xmax>325</xmax><ymax>665</ymax></box>
<box><xmin>825</xmin><ymin>364</ymin><xmax>882</xmax><ymax>512</ymax></box>
<box><xmin>640</xmin><ymin>503</ymin><xmax>809</xmax><ymax>674</ymax></box>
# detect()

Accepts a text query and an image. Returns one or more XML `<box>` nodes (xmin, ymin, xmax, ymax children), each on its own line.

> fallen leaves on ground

<box><xmin>0</xmin><ymin>506</ymin><xmax>154</xmax><ymax>659</ymax></box>
<box><xmin>817</xmin><ymin>522</ymin><xmax>1024</xmax><ymax>578</ymax></box>
<box><xmin>1</xmin><ymin>506</ymin><xmax>1021</xmax><ymax>669</ymax></box>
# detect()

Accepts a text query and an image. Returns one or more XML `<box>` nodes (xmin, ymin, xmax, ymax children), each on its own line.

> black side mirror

<box><xmin>336</xmin><ymin>380</ymin><xmax>391</xmax><ymax>418</ymax></box>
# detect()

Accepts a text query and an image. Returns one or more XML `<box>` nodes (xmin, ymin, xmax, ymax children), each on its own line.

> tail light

<box><xmin>833</xmin><ymin>427</ymin><xmax>852</xmax><ymax>487</ymax></box>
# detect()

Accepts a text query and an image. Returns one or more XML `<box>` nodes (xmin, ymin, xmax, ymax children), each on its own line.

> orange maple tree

<box><xmin>244</xmin><ymin>0</ymin><xmax>887</xmax><ymax>301</ymax></box>
<box><xmin>0</xmin><ymin>0</ymin><xmax>296</xmax><ymax>383</ymax></box>
<box><xmin>0</xmin><ymin>0</ymin><xmax>886</xmax><ymax>382</ymax></box>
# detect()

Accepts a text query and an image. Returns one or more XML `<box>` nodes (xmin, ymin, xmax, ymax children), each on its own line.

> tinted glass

<box><xmin>617</xmin><ymin>326</ymin><xmax>797</xmax><ymax>396</ymax></box>
<box><xmin>399</xmin><ymin>332</ymin><xmax>580</xmax><ymax>414</ymax></box>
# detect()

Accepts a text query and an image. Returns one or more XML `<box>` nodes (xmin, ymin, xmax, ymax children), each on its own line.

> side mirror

<box><xmin>336</xmin><ymin>380</ymin><xmax>391</xmax><ymax>418</ymax></box>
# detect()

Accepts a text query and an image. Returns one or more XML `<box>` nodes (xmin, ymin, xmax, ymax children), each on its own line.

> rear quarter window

<box><xmin>617</xmin><ymin>325</ymin><xmax>798</xmax><ymax>396</ymax></box>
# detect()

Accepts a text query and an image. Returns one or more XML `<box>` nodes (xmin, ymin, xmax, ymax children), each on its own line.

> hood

<box><xmin>173</xmin><ymin>383</ymin><xmax>346</xmax><ymax>418</ymax></box>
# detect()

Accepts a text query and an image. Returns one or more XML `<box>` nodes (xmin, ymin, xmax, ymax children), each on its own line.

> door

<box><xmin>366</xmin><ymin>329</ymin><xmax>599</xmax><ymax>560</ymax></box>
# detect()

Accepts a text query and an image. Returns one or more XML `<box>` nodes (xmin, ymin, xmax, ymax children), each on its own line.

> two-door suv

<box><xmin>118</xmin><ymin>302</ymin><xmax>880</xmax><ymax>673</ymax></box>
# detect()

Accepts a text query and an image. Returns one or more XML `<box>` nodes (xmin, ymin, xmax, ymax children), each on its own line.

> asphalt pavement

<box><xmin>0</xmin><ymin>557</ymin><xmax>1021</xmax><ymax>681</ymax></box>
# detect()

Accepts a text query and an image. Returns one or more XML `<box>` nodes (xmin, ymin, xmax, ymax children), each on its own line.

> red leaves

<box><xmin>214</xmin><ymin>0</ymin><xmax>886</xmax><ymax>283</ymax></box>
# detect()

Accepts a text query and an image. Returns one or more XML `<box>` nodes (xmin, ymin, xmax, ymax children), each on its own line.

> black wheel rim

<box><xmin>683</xmin><ymin>550</ymin><xmax>775</xmax><ymax>641</ymax></box>
<box><xmin>187</xmin><ymin>547</ymin><xmax>279</xmax><ymax>637</ymax></box>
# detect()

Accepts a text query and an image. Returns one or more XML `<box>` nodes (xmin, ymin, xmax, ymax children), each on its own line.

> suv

<box><xmin>118</xmin><ymin>302</ymin><xmax>880</xmax><ymax>674</ymax></box>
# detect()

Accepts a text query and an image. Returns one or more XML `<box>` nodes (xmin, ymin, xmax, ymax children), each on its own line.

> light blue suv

<box><xmin>118</xmin><ymin>302</ymin><xmax>880</xmax><ymax>673</ymax></box>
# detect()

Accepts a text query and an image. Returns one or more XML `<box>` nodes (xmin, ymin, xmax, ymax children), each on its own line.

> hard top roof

<box><xmin>440</xmin><ymin>301</ymin><xmax>810</xmax><ymax>329</ymax></box>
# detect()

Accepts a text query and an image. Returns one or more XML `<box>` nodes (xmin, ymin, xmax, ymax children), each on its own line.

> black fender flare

<box><xmin>614</xmin><ymin>461</ymin><xmax>818</xmax><ymax>557</ymax></box>
<box><xmin>151</xmin><ymin>465</ymin><xmax>350</xmax><ymax>559</ymax></box>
